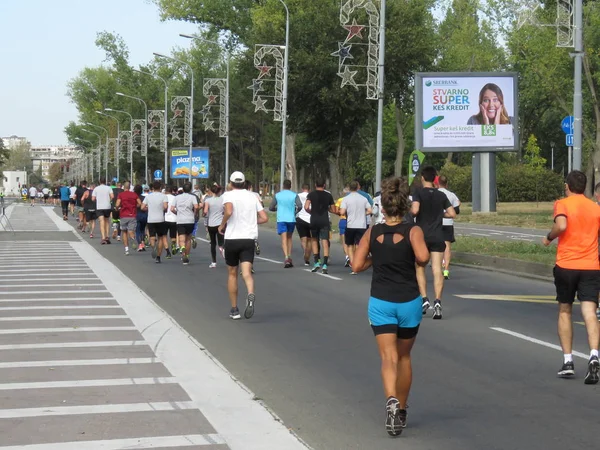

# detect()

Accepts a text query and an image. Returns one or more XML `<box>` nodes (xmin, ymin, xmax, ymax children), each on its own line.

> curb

<box><xmin>453</xmin><ymin>252</ymin><xmax>553</xmax><ymax>282</ymax></box>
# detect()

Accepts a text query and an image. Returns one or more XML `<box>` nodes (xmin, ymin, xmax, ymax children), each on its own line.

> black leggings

<box><xmin>61</xmin><ymin>201</ymin><xmax>69</xmax><ymax>216</ymax></box>
<box><xmin>208</xmin><ymin>226</ymin><xmax>224</xmax><ymax>262</ymax></box>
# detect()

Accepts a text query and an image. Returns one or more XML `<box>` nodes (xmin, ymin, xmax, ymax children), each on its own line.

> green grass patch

<box><xmin>453</xmin><ymin>236</ymin><xmax>556</xmax><ymax>266</ymax></box>
<box><xmin>455</xmin><ymin>202</ymin><xmax>554</xmax><ymax>229</ymax></box>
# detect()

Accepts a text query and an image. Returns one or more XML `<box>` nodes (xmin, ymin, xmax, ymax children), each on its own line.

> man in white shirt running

<box><xmin>436</xmin><ymin>175</ymin><xmax>461</xmax><ymax>280</ymax></box>
<box><xmin>219</xmin><ymin>171</ymin><xmax>268</xmax><ymax>320</ymax></box>
<box><xmin>29</xmin><ymin>186</ymin><xmax>38</xmax><ymax>206</ymax></box>
<box><xmin>92</xmin><ymin>178</ymin><xmax>115</xmax><ymax>244</ymax></box>
<box><xmin>171</xmin><ymin>182</ymin><xmax>199</xmax><ymax>265</ymax></box>
<box><xmin>142</xmin><ymin>181</ymin><xmax>168</xmax><ymax>264</ymax></box>
<box><xmin>296</xmin><ymin>184</ymin><xmax>312</xmax><ymax>266</ymax></box>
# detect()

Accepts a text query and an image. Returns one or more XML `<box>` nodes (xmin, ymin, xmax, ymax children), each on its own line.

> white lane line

<box><xmin>0</xmin><ymin>357</ymin><xmax>158</xmax><ymax>369</ymax></box>
<box><xmin>0</xmin><ymin>400</ymin><xmax>197</xmax><ymax>419</ymax></box>
<box><xmin>0</xmin><ymin>283</ymin><xmax>103</xmax><ymax>288</ymax></box>
<box><xmin>0</xmin><ymin>434</ymin><xmax>226</xmax><ymax>450</ymax></box>
<box><xmin>490</xmin><ymin>327</ymin><xmax>588</xmax><ymax>360</ymax></box>
<box><xmin>0</xmin><ymin>265</ymin><xmax>86</xmax><ymax>269</ymax></box>
<box><xmin>469</xmin><ymin>232</ymin><xmax>492</xmax><ymax>237</ymax></box>
<box><xmin>256</xmin><ymin>256</ymin><xmax>282</xmax><ymax>264</ymax></box>
<box><xmin>0</xmin><ymin>290</ymin><xmax>109</xmax><ymax>295</ymax></box>
<box><xmin>0</xmin><ymin>299</ymin><xmax>115</xmax><ymax>304</ymax></box>
<box><xmin>0</xmin><ymin>268</ymin><xmax>93</xmax><ymax>273</ymax></box>
<box><xmin>0</xmin><ymin>275</ymin><xmax>95</xmax><ymax>279</ymax></box>
<box><xmin>303</xmin><ymin>269</ymin><xmax>343</xmax><ymax>281</ymax></box>
<box><xmin>0</xmin><ymin>315</ymin><xmax>129</xmax><ymax>321</ymax></box>
<box><xmin>0</xmin><ymin>377</ymin><xmax>175</xmax><ymax>391</ymax></box>
<box><xmin>0</xmin><ymin>326</ymin><xmax>136</xmax><ymax>335</ymax></box>
<box><xmin>0</xmin><ymin>341</ymin><xmax>146</xmax><ymax>350</ymax></box>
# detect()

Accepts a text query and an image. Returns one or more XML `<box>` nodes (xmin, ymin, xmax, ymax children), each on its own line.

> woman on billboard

<box><xmin>467</xmin><ymin>83</ymin><xmax>512</xmax><ymax>125</ymax></box>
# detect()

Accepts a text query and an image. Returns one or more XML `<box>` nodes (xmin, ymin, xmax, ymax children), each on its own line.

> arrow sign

<box><xmin>153</xmin><ymin>170</ymin><xmax>163</xmax><ymax>180</ymax></box>
<box><xmin>561</xmin><ymin>116</ymin><xmax>574</xmax><ymax>135</ymax></box>
<box><xmin>566</xmin><ymin>134</ymin><xmax>574</xmax><ymax>147</ymax></box>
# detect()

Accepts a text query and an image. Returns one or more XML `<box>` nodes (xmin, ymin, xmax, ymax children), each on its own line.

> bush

<box><xmin>439</xmin><ymin>162</ymin><xmax>564</xmax><ymax>203</ymax></box>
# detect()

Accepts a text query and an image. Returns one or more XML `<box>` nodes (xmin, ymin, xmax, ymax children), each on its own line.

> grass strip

<box><xmin>452</xmin><ymin>236</ymin><xmax>555</xmax><ymax>266</ymax></box>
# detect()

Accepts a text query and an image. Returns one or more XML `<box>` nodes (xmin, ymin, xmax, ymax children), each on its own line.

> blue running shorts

<box><xmin>368</xmin><ymin>295</ymin><xmax>422</xmax><ymax>338</ymax></box>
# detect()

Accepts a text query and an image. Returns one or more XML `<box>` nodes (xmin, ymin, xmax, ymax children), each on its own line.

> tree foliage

<box><xmin>4</xmin><ymin>142</ymin><xmax>32</xmax><ymax>172</ymax></box>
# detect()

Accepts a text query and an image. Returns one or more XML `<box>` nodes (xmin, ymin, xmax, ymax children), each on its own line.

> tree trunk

<box><xmin>394</xmin><ymin>103</ymin><xmax>406</xmax><ymax>176</ymax></box>
<box><xmin>583</xmin><ymin>54</ymin><xmax>600</xmax><ymax>195</ymax></box>
<box><xmin>285</xmin><ymin>133</ymin><xmax>297</xmax><ymax>191</ymax></box>
<box><xmin>328</xmin><ymin>129</ymin><xmax>343</xmax><ymax>197</ymax></box>
<box><xmin>298</xmin><ymin>166</ymin><xmax>305</xmax><ymax>188</ymax></box>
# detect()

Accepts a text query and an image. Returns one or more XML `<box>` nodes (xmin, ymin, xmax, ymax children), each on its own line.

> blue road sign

<box><xmin>566</xmin><ymin>134</ymin><xmax>574</xmax><ymax>147</ymax></box>
<box><xmin>561</xmin><ymin>116</ymin><xmax>574</xmax><ymax>135</ymax></box>
<box><xmin>153</xmin><ymin>170</ymin><xmax>163</xmax><ymax>180</ymax></box>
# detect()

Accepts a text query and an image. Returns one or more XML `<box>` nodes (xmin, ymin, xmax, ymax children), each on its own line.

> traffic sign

<box><xmin>566</xmin><ymin>134</ymin><xmax>574</xmax><ymax>147</ymax></box>
<box><xmin>561</xmin><ymin>116</ymin><xmax>574</xmax><ymax>135</ymax></box>
<box><xmin>153</xmin><ymin>170</ymin><xmax>163</xmax><ymax>180</ymax></box>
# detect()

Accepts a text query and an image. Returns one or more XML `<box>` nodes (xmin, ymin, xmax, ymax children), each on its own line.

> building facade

<box><xmin>0</xmin><ymin>171</ymin><xmax>28</xmax><ymax>196</ymax></box>
<box><xmin>1</xmin><ymin>135</ymin><xmax>30</xmax><ymax>150</ymax></box>
<box><xmin>30</xmin><ymin>145</ymin><xmax>82</xmax><ymax>180</ymax></box>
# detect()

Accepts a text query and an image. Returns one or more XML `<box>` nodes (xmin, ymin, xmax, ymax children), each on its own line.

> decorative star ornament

<box><xmin>204</xmin><ymin>120</ymin><xmax>216</xmax><ymax>132</ymax></box>
<box><xmin>199</xmin><ymin>106</ymin><xmax>211</xmax><ymax>116</ymax></box>
<box><xmin>149</xmin><ymin>121</ymin><xmax>159</xmax><ymax>129</ymax></box>
<box><xmin>173</xmin><ymin>108</ymin><xmax>183</xmax><ymax>118</ymax></box>
<box><xmin>331</xmin><ymin>42</ymin><xmax>354</xmax><ymax>66</ymax></box>
<box><xmin>338</xmin><ymin>66</ymin><xmax>359</xmax><ymax>89</ymax></box>
<box><xmin>149</xmin><ymin>139</ymin><xmax>158</xmax><ymax>148</ymax></box>
<box><xmin>252</xmin><ymin>96</ymin><xmax>269</xmax><ymax>113</ymax></box>
<box><xmin>343</xmin><ymin>19</ymin><xmax>365</xmax><ymax>43</ymax></box>
<box><xmin>133</xmin><ymin>128</ymin><xmax>141</xmax><ymax>135</ymax></box>
<box><xmin>256</xmin><ymin>62</ymin><xmax>274</xmax><ymax>79</ymax></box>
<box><xmin>247</xmin><ymin>80</ymin><xmax>264</xmax><ymax>96</ymax></box>
<box><xmin>170</xmin><ymin>130</ymin><xmax>181</xmax><ymax>141</ymax></box>
<box><xmin>206</xmin><ymin>95</ymin><xmax>218</xmax><ymax>105</ymax></box>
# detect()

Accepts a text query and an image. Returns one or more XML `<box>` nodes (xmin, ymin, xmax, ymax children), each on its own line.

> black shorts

<box><xmin>69</xmin><ymin>199</ymin><xmax>76</xmax><ymax>205</ymax></box>
<box><xmin>310</xmin><ymin>224</ymin><xmax>330</xmax><ymax>241</ymax></box>
<box><xmin>85</xmin><ymin>210</ymin><xmax>97</xmax><ymax>221</ymax></box>
<box><xmin>224</xmin><ymin>239</ymin><xmax>255</xmax><ymax>267</ymax></box>
<box><xmin>345</xmin><ymin>228</ymin><xmax>366</xmax><ymax>246</ymax></box>
<box><xmin>97</xmin><ymin>209</ymin><xmax>111</xmax><ymax>218</ymax></box>
<box><xmin>426</xmin><ymin>241</ymin><xmax>446</xmax><ymax>253</ymax></box>
<box><xmin>43</xmin><ymin>195</ymin><xmax>49</xmax><ymax>200</ymax></box>
<box><xmin>148</xmin><ymin>222</ymin><xmax>167</xmax><ymax>237</ymax></box>
<box><xmin>177</xmin><ymin>223</ymin><xmax>195</xmax><ymax>236</ymax></box>
<box><xmin>166</xmin><ymin>222</ymin><xmax>177</xmax><ymax>238</ymax></box>
<box><xmin>296</xmin><ymin>219</ymin><xmax>311</xmax><ymax>239</ymax></box>
<box><xmin>554</xmin><ymin>266</ymin><xmax>600</xmax><ymax>305</ymax></box>
<box><xmin>442</xmin><ymin>226</ymin><xmax>455</xmax><ymax>243</ymax></box>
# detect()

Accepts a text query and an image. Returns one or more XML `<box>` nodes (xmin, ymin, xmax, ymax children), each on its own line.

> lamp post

<box><xmin>180</xmin><ymin>34</ymin><xmax>230</xmax><ymax>180</ymax></box>
<box><xmin>73</xmin><ymin>138</ymin><xmax>94</xmax><ymax>180</ymax></box>
<box><xmin>81</xmin><ymin>128</ymin><xmax>102</xmax><ymax>179</ymax></box>
<box><xmin>276</xmin><ymin>0</ymin><xmax>290</xmax><ymax>191</ymax></box>
<box><xmin>134</xmin><ymin>69</ymin><xmax>169</xmax><ymax>183</ymax></box>
<box><xmin>154</xmin><ymin>52</ymin><xmax>194</xmax><ymax>183</ymax></box>
<box><xmin>550</xmin><ymin>141</ymin><xmax>555</xmax><ymax>171</ymax></box>
<box><xmin>84</xmin><ymin>122</ymin><xmax>109</xmax><ymax>181</ymax></box>
<box><xmin>116</xmin><ymin>92</ymin><xmax>149</xmax><ymax>184</ymax></box>
<box><xmin>95</xmin><ymin>111</ymin><xmax>120</xmax><ymax>181</ymax></box>
<box><xmin>105</xmin><ymin>108</ymin><xmax>133</xmax><ymax>180</ymax></box>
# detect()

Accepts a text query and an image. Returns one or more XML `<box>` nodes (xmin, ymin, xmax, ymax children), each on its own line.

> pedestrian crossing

<box><xmin>1</xmin><ymin>204</ymin><xmax>62</xmax><ymax>232</ymax></box>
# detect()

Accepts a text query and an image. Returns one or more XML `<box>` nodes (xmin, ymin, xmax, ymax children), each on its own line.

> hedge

<box><xmin>439</xmin><ymin>162</ymin><xmax>564</xmax><ymax>203</ymax></box>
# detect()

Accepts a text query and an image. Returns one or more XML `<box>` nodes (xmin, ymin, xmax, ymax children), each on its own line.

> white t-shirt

<box><xmin>69</xmin><ymin>186</ymin><xmax>77</xmax><ymax>199</ymax></box>
<box><xmin>165</xmin><ymin>194</ymin><xmax>177</xmax><ymax>222</ymax></box>
<box><xmin>29</xmin><ymin>187</ymin><xmax>37</xmax><ymax>197</ymax></box>
<box><xmin>439</xmin><ymin>188</ymin><xmax>460</xmax><ymax>226</ymax></box>
<box><xmin>296</xmin><ymin>191</ymin><xmax>311</xmax><ymax>223</ymax></box>
<box><xmin>143</xmin><ymin>193</ymin><xmax>167</xmax><ymax>223</ymax></box>
<box><xmin>172</xmin><ymin>193</ymin><xmax>198</xmax><ymax>224</ymax></box>
<box><xmin>341</xmin><ymin>192</ymin><xmax>370</xmax><ymax>229</ymax></box>
<box><xmin>42</xmin><ymin>188</ymin><xmax>49</xmax><ymax>196</ymax></box>
<box><xmin>92</xmin><ymin>184</ymin><xmax>113</xmax><ymax>210</ymax></box>
<box><xmin>222</xmin><ymin>189</ymin><xmax>263</xmax><ymax>240</ymax></box>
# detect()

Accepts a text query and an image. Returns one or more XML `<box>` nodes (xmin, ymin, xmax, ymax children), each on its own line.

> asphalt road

<box><xmin>71</xmin><ymin>217</ymin><xmax>596</xmax><ymax>450</ymax></box>
<box><xmin>454</xmin><ymin>222</ymin><xmax>547</xmax><ymax>242</ymax></box>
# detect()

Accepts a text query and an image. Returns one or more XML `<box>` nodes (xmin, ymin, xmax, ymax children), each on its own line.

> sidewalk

<box><xmin>0</xmin><ymin>205</ymin><xmax>308</xmax><ymax>449</ymax></box>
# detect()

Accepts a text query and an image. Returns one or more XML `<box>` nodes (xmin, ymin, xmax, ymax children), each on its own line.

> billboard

<box><xmin>415</xmin><ymin>72</ymin><xmax>519</xmax><ymax>152</ymax></box>
<box><xmin>170</xmin><ymin>148</ymin><xmax>210</xmax><ymax>179</ymax></box>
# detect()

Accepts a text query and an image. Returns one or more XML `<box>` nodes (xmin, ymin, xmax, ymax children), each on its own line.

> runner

<box><xmin>436</xmin><ymin>175</ymin><xmax>461</xmax><ymax>280</ymax></box>
<box><xmin>142</xmin><ymin>181</ymin><xmax>168</xmax><ymax>264</ymax></box>
<box><xmin>371</xmin><ymin>191</ymin><xmax>385</xmax><ymax>225</ymax></box>
<box><xmin>28</xmin><ymin>185</ymin><xmax>37</xmax><ymax>207</ymax></box>
<box><xmin>164</xmin><ymin>186</ymin><xmax>178</xmax><ymax>258</ymax></box>
<box><xmin>219</xmin><ymin>172</ymin><xmax>268</xmax><ymax>320</ymax></box>
<box><xmin>115</xmin><ymin>181</ymin><xmax>141</xmax><ymax>256</ymax></box>
<box><xmin>204</xmin><ymin>184</ymin><xmax>225</xmax><ymax>268</ymax></box>
<box><xmin>352</xmin><ymin>176</ymin><xmax>429</xmax><ymax>437</ymax></box>
<box><xmin>190</xmin><ymin>187</ymin><xmax>204</xmax><ymax>251</ymax></box>
<box><xmin>92</xmin><ymin>178</ymin><xmax>115</xmax><ymax>244</ymax></box>
<box><xmin>246</xmin><ymin>180</ymin><xmax>263</xmax><ymax>255</ymax></box>
<box><xmin>111</xmin><ymin>182</ymin><xmax>124</xmax><ymax>242</ymax></box>
<box><xmin>69</xmin><ymin>181</ymin><xmax>77</xmax><ymax>216</ymax></box>
<box><xmin>59</xmin><ymin>182</ymin><xmax>71</xmax><ymax>220</ymax></box>
<box><xmin>81</xmin><ymin>183</ymin><xmax>97</xmax><ymax>238</ymax></box>
<box><xmin>42</xmin><ymin>186</ymin><xmax>50</xmax><ymax>204</ymax></box>
<box><xmin>171</xmin><ymin>182</ymin><xmax>199</xmax><ymax>265</ymax></box>
<box><xmin>74</xmin><ymin>181</ymin><xmax>88</xmax><ymax>230</ymax></box>
<box><xmin>269</xmin><ymin>179</ymin><xmax>302</xmax><ymax>268</ymax></box>
<box><xmin>595</xmin><ymin>181</ymin><xmax>600</xmax><ymax>321</ymax></box>
<box><xmin>543</xmin><ymin>171</ymin><xmax>600</xmax><ymax>384</ymax></box>
<box><xmin>340</xmin><ymin>181</ymin><xmax>372</xmax><ymax>275</ymax></box>
<box><xmin>296</xmin><ymin>184</ymin><xmax>312</xmax><ymax>266</ymax></box>
<box><xmin>410</xmin><ymin>166</ymin><xmax>456</xmax><ymax>319</ymax></box>
<box><xmin>335</xmin><ymin>186</ymin><xmax>350</xmax><ymax>267</ymax></box>
<box><xmin>134</xmin><ymin>185</ymin><xmax>148</xmax><ymax>252</ymax></box>
<box><xmin>304</xmin><ymin>179</ymin><xmax>336</xmax><ymax>275</ymax></box>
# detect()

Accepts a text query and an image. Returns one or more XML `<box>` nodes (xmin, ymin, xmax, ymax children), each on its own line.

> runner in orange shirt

<box><xmin>543</xmin><ymin>170</ymin><xmax>600</xmax><ymax>384</ymax></box>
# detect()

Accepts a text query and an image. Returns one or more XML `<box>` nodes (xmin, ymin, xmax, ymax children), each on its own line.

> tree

<box><xmin>523</xmin><ymin>134</ymin><xmax>546</xmax><ymax>168</ymax></box>
<box><xmin>5</xmin><ymin>142</ymin><xmax>32</xmax><ymax>172</ymax></box>
<box><xmin>0</xmin><ymin>138</ymin><xmax>8</xmax><ymax>177</ymax></box>
<box><xmin>48</xmin><ymin>162</ymin><xmax>63</xmax><ymax>184</ymax></box>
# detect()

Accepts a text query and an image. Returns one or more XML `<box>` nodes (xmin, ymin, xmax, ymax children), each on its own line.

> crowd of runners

<box><xmin>39</xmin><ymin>166</ymin><xmax>600</xmax><ymax>438</ymax></box>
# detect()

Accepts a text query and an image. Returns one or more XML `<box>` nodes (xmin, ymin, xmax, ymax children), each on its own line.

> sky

<box><xmin>0</xmin><ymin>0</ymin><xmax>198</xmax><ymax>146</ymax></box>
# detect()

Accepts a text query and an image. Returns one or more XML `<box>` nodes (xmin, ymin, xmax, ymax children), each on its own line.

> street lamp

<box><xmin>550</xmin><ymin>141</ymin><xmax>555</xmax><ymax>171</ymax></box>
<box><xmin>84</xmin><ymin>122</ymin><xmax>109</xmax><ymax>181</ymax></box>
<box><xmin>275</xmin><ymin>0</ymin><xmax>290</xmax><ymax>191</ymax></box>
<box><xmin>134</xmin><ymin>69</ymin><xmax>170</xmax><ymax>184</ymax></box>
<box><xmin>180</xmin><ymin>34</ymin><xmax>230</xmax><ymax>180</ymax></box>
<box><xmin>96</xmin><ymin>111</ymin><xmax>120</xmax><ymax>181</ymax></box>
<box><xmin>81</xmin><ymin>128</ymin><xmax>102</xmax><ymax>179</ymax></box>
<box><xmin>116</xmin><ymin>92</ymin><xmax>149</xmax><ymax>184</ymax></box>
<box><xmin>105</xmin><ymin>108</ymin><xmax>134</xmax><ymax>181</ymax></box>
<box><xmin>154</xmin><ymin>52</ymin><xmax>194</xmax><ymax>183</ymax></box>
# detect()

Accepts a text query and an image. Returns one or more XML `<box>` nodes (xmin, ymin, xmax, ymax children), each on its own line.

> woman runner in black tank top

<box><xmin>353</xmin><ymin>177</ymin><xmax>429</xmax><ymax>437</ymax></box>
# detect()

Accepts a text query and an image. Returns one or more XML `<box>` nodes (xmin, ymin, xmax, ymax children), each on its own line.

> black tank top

<box><xmin>83</xmin><ymin>189</ymin><xmax>96</xmax><ymax>210</ymax></box>
<box><xmin>369</xmin><ymin>223</ymin><xmax>420</xmax><ymax>303</ymax></box>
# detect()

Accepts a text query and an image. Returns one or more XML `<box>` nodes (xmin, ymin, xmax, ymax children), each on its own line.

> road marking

<box><xmin>0</xmin><ymin>357</ymin><xmax>158</xmax><ymax>369</ymax></box>
<box><xmin>0</xmin><ymin>341</ymin><xmax>146</xmax><ymax>350</ymax></box>
<box><xmin>0</xmin><ymin>268</ymin><xmax>93</xmax><ymax>273</ymax></box>
<box><xmin>0</xmin><ymin>326</ymin><xmax>136</xmax><ymax>335</ymax></box>
<box><xmin>0</xmin><ymin>275</ymin><xmax>95</xmax><ymax>280</ymax></box>
<box><xmin>303</xmin><ymin>269</ymin><xmax>343</xmax><ymax>281</ymax></box>
<box><xmin>0</xmin><ymin>264</ymin><xmax>85</xmax><ymax>269</ymax></box>
<box><xmin>0</xmin><ymin>434</ymin><xmax>226</xmax><ymax>450</ymax></box>
<box><xmin>469</xmin><ymin>232</ymin><xmax>492</xmax><ymax>237</ymax></box>
<box><xmin>0</xmin><ymin>283</ymin><xmax>103</xmax><ymax>288</ymax></box>
<box><xmin>0</xmin><ymin>315</ymin><xmax>128</xmax><ymax>321</ymax></box>
<box><xmin>256</xmin><ymin>256</ymin><xmax>282</xmax><ymax>264</ymax></box>
<box><xmin>0</xmin><ymin>299</ymin><xmax>115</xmax><ymax>304</ymax></box>
<box><xmin>0</xmin><ymin>401</ymin><xmax>197</xmax><ymax>419</ymax></box>
<box><xmin>490</xmin><ymin>327</ymin><xmax>588</xmax><ymax>359</ymax></box>
<box><xmin>455</xmin><ymin>294</ymin><xmax>555</xmax><ymax>304</ymax></box>
<box><xmin>0</xmin><ymin>290</ymin><xmax>109</xmax><ymax>295</ymax></box>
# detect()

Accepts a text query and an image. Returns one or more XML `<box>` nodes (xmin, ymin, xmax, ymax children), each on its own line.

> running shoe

<box><xmin>171</xmin><ymin>243</ymin><xmax>178</xmax><ymax>254</ymax></box>
<box><xmin>90</xmin><ymin>234</ymin><xmax>94</xmax><ymax>239</ymax></box>
<box><xmin>180</xmin><ymin>246</ymin><xmax>186</xmax><ymax>255</ymax></box>
<box><xmin>284</xmin><ymin>259</ymin><xmax>293</xmax><ymax>269</ymax></box>
<box><xmin>155</xmin><ymin>256</ymin><xmax>161</xmax><ymax>264</ymax></box>
<box><xmin>182</xmin><ymin>255</ymin><xmax>190</xmax><ymax>265</ymax></box>
<box><xmin>443</xmin><ymin>269</ymin><xmax>450</xmax><ymax>280</ymax></box>
<box><xmin>304</xmin><ymin>260</ymin><xmax>310</xmax><ymax>266</ymax></box>
<box><xmin>255</xmin><ymin>240</ymin><xmax>261</xmax><ymax>255</ymax></box>
<box><xmin>344</xmin><ymin>256</ymin><xmax>351</xmax><ymax>268</ymax></box>
<box><xmin>144</xmin><ymin>235</ymin><xmax>149</xmax><ymax>246</ymax></box>
<box><xmin>101</xmin><ymin>239</ymin><xmax>107</xmax><ymax>245</ymax></box>
<box><xmin>311</xmin><ymin>262</ymin><xmax>321</xmax><ymax>273</ymax></box>
<box><xmin>165</xmin><ymin>250</ymin><xmax>172</xmax><ymax>259</ymax></box>
<box><xmin>350</xmin><ymin>271</ymin><xmax>357</xmax><ymax>275</ymax></box>
<box><xmin>432</xmin><ymin>301</ymin><xmax>442</xmax><ymax>320</ymax></box>
<box><xmin>322</xmin><ymin>264</ymin><xmax>328</xmax><ymax>275</ymax></box>
<box><xmin>151</xmin><ymin>245</ymin><xmax>157</xmax><ymax>260</ymax></box>
<box><xmin>192</xmin><ymin>236</ymin><xmax>197</xmax><ymax>249</ymax></box>
<box><xmin>244</xmin><ymin>293</ymin><xmax>256</xmax><ymax>319</ymax></box>
<box><xmin>584</xmin><ymin>356</ymin><xmax>599</xmax><ymax>385</ymax></box>
<box><xmin>209</xmin><ymin>262</ymin><xmax>217</xmax><ymax>268</ymax></box>
<box><xmin>596</xmin><ymin>308</ymin><xmax>600</xmax><ymax>321</ymax></box>
<box><xmin>229</xmin><ymin>307</ymin><xmax>241</xmax><ymax>320</ymax></box>
<box><xmin>219</xmin><ymin>247</ymin><xmax>225</xmax><ymax>259</ymax></box>
<box><xmin>117</xmin><ymin>235</ymin><xmax>121</xmax><ymax>241</ymax></box>
<box><xmin>385</xmin><ymin>397</ymin><xmax>403</xmax><ymax>437</ymax></box>
<box><xmin>137</xmin><ymin>244</ymin><xmax>144</xmax><ymax>252</ymax></box>
<box><xmin>106</xmin><ymin>239</ymin><xmax>111</xmax><ymax>244</ymax></box>
<box><xmin>558</xmin><ymin>361</ymin><xmax>575</xmax><ymax>378</ymax></box>
<box><xmin>422</xmin><ymin>297</ymin><xmax>431</xmax><ymax>315</ymax></box>
<box><xmin>125</xmin><ymin>249</ymin><xmax>130</xmax><ymax>256</ymax></box>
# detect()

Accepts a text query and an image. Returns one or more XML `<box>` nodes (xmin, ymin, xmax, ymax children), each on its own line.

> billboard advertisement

<box><xmin>170</xmin><ymin>148</ymin><xmax>210</xmax><ymax>179</ymax></box>
<box><xmin>415</xmin><ymin>72</ymin><xmax>518</xmax><ymax>152</ymax></box>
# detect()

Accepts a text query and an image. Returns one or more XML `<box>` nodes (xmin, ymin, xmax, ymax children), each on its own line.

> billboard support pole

<box><xmin>472</xmin><ymin>152</ymin><xmax>496</xmax><ymax>213</ymax></box>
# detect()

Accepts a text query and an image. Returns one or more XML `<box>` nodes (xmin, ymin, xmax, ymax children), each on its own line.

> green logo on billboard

<box><xmin>482</xmin><ymin>125</ymin><xmax>496</xmax><ymax>136</ymax></box>
<box><xmin>425</xmin><ymin>80</ymin><xmax>432</xmax><ymax>87</ymax></box>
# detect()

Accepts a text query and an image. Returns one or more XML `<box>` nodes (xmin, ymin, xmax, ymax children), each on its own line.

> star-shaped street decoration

<box><xmin>170</xmin><ymin>129</ymin><xmax>181</xmax><ymax>141</ymax></box>
<box><xmin>331</xmin><ymin>42</ymin><xmax>354</xmax><ymax>66</ymax></box>
<box><xmin>247</xmin><ymin>80</ymin><xmax>264</xmax><ymax>96</ymax></box>
<box><xmin>256</xmin><ymin>62</ymin><xmax>274</xmax><ymax>79</ymax></box>
<box><xmin>133</xmin><ymin>128</ymin><xmax>141</xmax><ymax>135</ymax></box>
<box><xmin>203</xmin><ymin>120</ymin><xmax>216</xmax><ymax>132</ymax></box>
<box><xmin>252</xmin><ymin>96</ymin><xmax>269</xmax><ymax>113</ymax></box>
<box><xmin>149</xmin><ymin>121</ymin><xmax>159</xmax><ymax>129</ymax></box>
<box><xmin>199</xmin><ymin>106</ymin><xmax>211</xmax><ymax>116</ymax></box>
<box><xmin>343</xmin><ymin>19</ymin><xmax>365</xmax><ymax>42</ymax></box>
<box><xmin>173</xmin><ymin>108</ymin><xmax>183</xmax><ymax>118</ymax></box>
<box><xmin>338</xmin><ymin>66</ymin><xmax>359</xmax><ymax>90</ymax></box>
<box><xmin>206</xmin><ymin>95</ymin><xmax>218</xmax><ymax>105</ymax></box>
<box><xmin>149</xmin><ymin>139</ymin><xmax>158</xmax><ymax>148</ymax></box>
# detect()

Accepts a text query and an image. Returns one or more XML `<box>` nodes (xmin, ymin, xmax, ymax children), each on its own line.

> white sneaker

<box><xmin>219</xmin><ymin>247</ymin><xmax>225</xmax><ymax>259</ymax></box>
<box><xmin>209</xmin><ymin>262</ymin><xmax>217</xmax><ymax>268</ymax></box>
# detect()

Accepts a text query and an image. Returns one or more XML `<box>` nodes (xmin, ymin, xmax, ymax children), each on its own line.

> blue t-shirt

<box><xmin>358</xmin><ymin>189</ymin><xmax>374</xmax><ymax>206</ymax></box>
<box><xmin>60</xmin><ymin>186</ymin><xmax>71</xmax><ymax>202</ymax></box>
<box><xmin>272</xmin><ymin>189</ymin><xmax>300</xmax><ymax>223</ymax></box>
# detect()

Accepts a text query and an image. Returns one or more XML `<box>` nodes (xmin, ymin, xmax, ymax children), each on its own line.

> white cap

<box><xmin>230</xmin><ymin>171</ymin><xmax>245</xmax><ymax>183</ymax></box>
